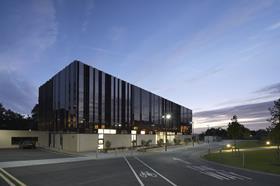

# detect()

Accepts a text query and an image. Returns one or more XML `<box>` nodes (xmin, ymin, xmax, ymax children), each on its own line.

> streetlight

<box><xmin>162</xmin><ymin>114</ymin><xmax>171</xmax><ymax>151</ymax></box>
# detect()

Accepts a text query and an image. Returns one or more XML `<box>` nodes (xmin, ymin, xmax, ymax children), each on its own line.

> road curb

<box><xmin>0</xmin><ymin>168</ymin><xmax>26</xmax><ymax>186</ymax></box>
<box><xmin>200</xmin><ymin>155</ymin><xmax>280</xmax><ymax>177</ymax></box>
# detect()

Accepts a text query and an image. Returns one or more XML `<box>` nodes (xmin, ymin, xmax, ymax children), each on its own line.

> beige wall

<box><xmin>1</xmin><ymin>130</ymin><xmax>188</xmax><ymax>152</ymax></box>
<box><xmin>62</xmin><ymin>134</ymin><xmax>77</xmax><ymax>152</ymax></box>
<box><xmin>136</xmin><ymin>134</ymin><xmax>156</xmax><ymax>146</ymax></box>
<box><xmin>0</xmin><ymin>130</ymin><xmax>49</xmax><ymax>148</ymax></box>
<box><xmin>77</xmin><ymin>134</ymin><xmax>98</xmax><ymax>152</ymax></box>
<box><xmin>104</xmin><ymin>134</ymin><xmax>131</xmax><ymax>148</ymax></box>
<box><xmin>176</xmin><ymin>134</ymin><xmax>192</xmax><ymax>143</ymax></box>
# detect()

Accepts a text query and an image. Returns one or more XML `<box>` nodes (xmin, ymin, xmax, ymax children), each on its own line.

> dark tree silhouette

<box><xmin>227</xmin><ymin>115</ymin><xmax>250</xmax><ymax>150</ymax></box>
<box><xmin>268</xmin><ymin>98</ymin><xmax>280</xmax><ymax>159</ymax></box>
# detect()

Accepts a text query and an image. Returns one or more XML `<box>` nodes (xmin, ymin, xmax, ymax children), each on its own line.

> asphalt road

<box><xmin>0</xmin><ymin>148</ymin><xmax>73</xmax><ymax>162</ymax></box>
<box><xmin>0</xmin><ymin>176</ymin><xmax>8</xmax><ymax>186</ymax></box>
<box><xmin>4</xmin><ymin>144</ymin><xmax>280</xmax><ymax>186</ymax></box>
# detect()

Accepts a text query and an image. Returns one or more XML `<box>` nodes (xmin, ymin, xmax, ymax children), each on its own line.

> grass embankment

<box><xmin>204</xmin><ymin>141</ymin><xmax>280</xmax><ymax>174</ymax></box>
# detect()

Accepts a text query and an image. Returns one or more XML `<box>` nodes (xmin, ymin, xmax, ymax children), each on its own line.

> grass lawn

<box><xmin>204</xmin><ymin>149</ymin><xmax>280</xmax><ymax>174</ymax></box>
<box><xmin>236</xmin><ymin>140</ymin><xmax>265</xmax><ymax>148</ymax></box>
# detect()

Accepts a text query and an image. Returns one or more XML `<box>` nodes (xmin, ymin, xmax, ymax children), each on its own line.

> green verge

<box><xmin>204</xmin><ymin>149</ymin><xmax>280</xmax><ymax>175</ymax></box>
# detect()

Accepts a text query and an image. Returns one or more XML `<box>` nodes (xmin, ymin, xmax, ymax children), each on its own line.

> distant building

<box><xmin>39</xmin><ymin>60</ymin><xmax>192</xmax><ymax>134</ymax></box>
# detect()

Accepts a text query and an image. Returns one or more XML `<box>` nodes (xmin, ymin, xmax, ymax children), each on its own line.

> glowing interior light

<box><xmin>166</xmin><ymin>114</ymin><xmax>171</xmax><ymax>119</ymax></box>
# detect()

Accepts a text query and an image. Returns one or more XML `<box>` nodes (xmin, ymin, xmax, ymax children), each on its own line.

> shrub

<box><xmin>174</xmin><ymin>138</ymin><xmax>181</xmax><ymax>145</ymax></box>
<box><xmin>141</xmin><ymin>140</ymin><xmax>146</xmax><ymax>146</ymax></box>
<box><xmin>157</xmin><ymin>139</ymin><xmax>164</xmax><ymax>146</ymax></box>
<box><xmin>184</xmin><ymin>138</ymin><xmax>190</xmax><ymax>145</ymax></box>
<box><xmin>146</xmin><ymin>139</ymin><xmax>152</xmax><ymax>146</ymax></box>
<box><xmin>105</xmin><ymin>140</ymin><xmax>111</xmax><ymax>149</ymax></box>
<box><xmin>132</xmin><ymin>140</ymin><xmax>137</xmax><ymax>147</ymax></box>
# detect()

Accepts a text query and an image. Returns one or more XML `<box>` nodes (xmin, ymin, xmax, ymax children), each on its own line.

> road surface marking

<box><xmin>139</xmin><ymin>171</ymin><xmax>158</xmax><ymax>178</ymax></box>
<box><xmin>134</xmin><ymin>157</ymin><xmax>178</xmax><ymax>186</ymax></box>
<box><xmin>0</xmin><ymin>171</ymin><xmax>15</xmax><ymax>186</ymax></box>
<box><xmin>172</xmin><ymin>157</ymin><xmax>191</xmax><ymax>165</ymax></box>
<box><xmin>184</xmin><ymin>164</ymin><xmax>252</xmax><ymax>181</ymax></box>
<box><xmin>0</xmin><ymin>168</ymin><xmax>26</xmax><ymax>186</ymax></box>
<box><xmin>123</xmin><ymin>156</ymin><xmax>144</xmax><ymax>186</ymax></box>
<box><xmin>229</xmin><ymin>172</ymin><xmax>252</xmax><ymax>180</ymax></box>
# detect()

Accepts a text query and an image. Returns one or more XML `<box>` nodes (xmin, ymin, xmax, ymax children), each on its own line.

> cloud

<box><xmin>0</xmin><ymin>70</ymin><xmax>37</xmax><ymax>114</ymax></box>
<box><xmin>266</xmin><ymin>21</ymin><xmax>280</xmax><ymax>31</ymax></box>
<box><xmin>165</xmin><ymin>0</ymin><xmax>274</xmax><ymax>65</ymax></box>
<box><xmin>194</xmin><ymin>101</ymin><xmax>274</xmax><ymax>133</ymax></box>
<box><xmin>255</xmin><ymin>82</ymin><xmax>280</xmax><ymax>95</ymax></box>
<box><xmin>0</xmin><ymin>0</ymin><xmax>57</xmax><ymax>71</ymax></box>
<box><xmin>82</xmin><ymin>0</ymin><xmax>95</xmax><ymax>32</ymax></box>
<box><xmin>213</xmin><ymin>82</ymin><xmax>280</xmax><ymax>109</ymax></box>
<box><xmin>108</xmin><ymin>26</ymin><xmax>126</xmax><ymax>41</ymax></box>
<box><xmin>0</xmin><ymin>0</ymin><xmax>57</xmax><ymax>113</ymax></box>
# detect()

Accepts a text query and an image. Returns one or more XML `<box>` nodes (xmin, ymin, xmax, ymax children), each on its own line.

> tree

<box><xmin>0</xmin><ymin>102</ymin><xmax>36</xmax><ymax>130</ymax></box>
<box><xmin>205</xmin><ymin>127</ymin><xmax>228</xmax><ymax>139</ymax></box>
<box><xmin>227</xmin><ymin>115</ymin><xmax>249</xmax><ymax>149</ymax></box>
<box><xmin>268</xmin><ymin>98</ymin><xmax>280</xmax><ymax>159</ymax></box>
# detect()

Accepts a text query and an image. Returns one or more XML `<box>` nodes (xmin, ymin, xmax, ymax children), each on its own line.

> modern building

<box><xmin>39</xmin><ymin>60</ymin><xmax>192</xmax><ymax>135</ymax></box>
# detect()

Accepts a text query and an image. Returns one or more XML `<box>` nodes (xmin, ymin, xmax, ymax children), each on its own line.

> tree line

<box><xmin>199</xmin><ymin>98</ymin><xmax>280</xmax><ymax>158</ymax></box>
<box><xmin>0</xmin><ymin>103</ymin><xmax>38</xmax><ymax>130</ymax></box>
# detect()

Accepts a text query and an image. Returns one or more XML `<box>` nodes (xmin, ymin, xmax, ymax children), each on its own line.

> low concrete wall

<box><xmin>104</xmin><ymin>134</ymin><xmax>131</xmax><ymax>148</ymax></box>
<box><xmin>176</xmin><ymin>134</ymin><xmax>192</xmax><ymax>143</ymax></box>
<box><xmin>136</xmin><ymin>134</ymin><xmax>156</xmax><ymax>146</ymax></box>
<box><xmin>62</xmin><ymin>134</ymin><xmax>77</xmax><ymax>152</ymax></box>
<box><xmin>77</xmin><ymin>134</ymin><xmax>98</xmax><ymax>152</ymax></box>
<box><xmin>0</xmin><ymin>130</ymin><xmax>49</xmax><ymax>149</ymax></box>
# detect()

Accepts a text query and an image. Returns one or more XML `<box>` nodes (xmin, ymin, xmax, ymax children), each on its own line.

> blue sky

<box><xmin>0</xmin><ymin>0</ymin><xmax>279</xmax><ymax>132</ymax></box>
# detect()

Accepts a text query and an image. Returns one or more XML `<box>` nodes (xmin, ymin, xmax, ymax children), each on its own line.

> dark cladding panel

<box><xmin>119</xmin><ymin>79</ymin><xmax>122</xmax><ymax>124</ymax></box>
<box><xmin>141</xmin><ymin>89</ymin><xmax>149</xmax><ymax>122</ymax></box>
<box><xmin>111</xmin><ymin>76</ymin><xmax>114</xmax><ymax>125</ymax></box>
<box><xmin>89</xmin><ymin>67</ymin><xmax>94</xmax><ymax>124</ymax></box>
<box><xmin>83</xmin><ymin>64</ymin><xmax>90</xmax><ymax>128</ymax></box>
<box><xmin>105</xmin><ymin>73</ymin><xmax>111</xmax><ymax>126</ymax></box>
<box><xmin>115</xmin><ymin>77</ymin><xmax>118</xmax><ymax>123</ymax></box>
<box><xmin>121</xmin><ymin>81</ymin><xmax>126</xmax><ymax>124</ymax></box>
<box><xmin>133</xmin><ymin>86</ymin><xmax>140</xmax><ymax>122</ymax></box>
<box><xmin>78</xmin><ymin>62</ymin><xmax>84</xmax><ymax>126</ymax></box>
<box><xmin>94</xmin><ymin>68</ymin><xmax>99</xmax><ymax>123</ymax></box>
<box><xmin>101</xmin><ymin>71</ymin><xmax>105</xmax><ymax>124</ymax></box>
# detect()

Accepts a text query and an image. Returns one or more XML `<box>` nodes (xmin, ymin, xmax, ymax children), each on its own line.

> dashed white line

<box><xmin>134</xmin><ymin>157</ymin><xmax>178</xmax><ymax>186</ymax></box>
<box><xmin>123</xmin><ymin>156</ymin><xmax>144</xmax><ymax>186</ymax></box>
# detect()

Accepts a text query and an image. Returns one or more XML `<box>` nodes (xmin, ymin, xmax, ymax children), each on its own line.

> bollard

<box><xmin>242</xmin><ymin>151</ymin><xmax>245</xmax><ymax>168</ymax></box>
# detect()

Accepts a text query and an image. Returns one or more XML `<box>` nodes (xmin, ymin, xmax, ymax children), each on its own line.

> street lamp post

<box><xmin>162</xmin><ymin>114</ymin><xmax>171</xmax><ymax>151</ymax></box>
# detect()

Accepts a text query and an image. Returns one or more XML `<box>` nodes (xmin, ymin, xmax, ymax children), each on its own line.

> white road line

<box><xmin>0</xmin><ymin>168</ymin><xmax>26</xmax><ymax>186</ymax></box>
<box><xmin>229</xmin><ymin>172</ymin><xmax>252</xmax><ymax>180</ymax></box>
<box><xmin>0</xmin><ymin>171</ymin><xmax>15</xmax><ymax>186</ymax></box>
<box><xmin>134</xmin><ymin>157</ymin><xmax>178</xmax><ymax>186</ymax></box>
<box><xmin>204</xmin><ymin>172</ymin><xmax>229</xmax><ymax>180</ymax></box>
<box><xmin>216</xmin><ymin>171</ymin><xmax>239</xmax><ymax>180</ymax></box>
<box><xmin>172</xmin><ymin>157</ymin><xmax>191</xmax><ymax>165</ymax></box>
<box><xmin>123</xmin><ymin>156</ymin><xmax>144</xmax><ymax>186</ymax></box>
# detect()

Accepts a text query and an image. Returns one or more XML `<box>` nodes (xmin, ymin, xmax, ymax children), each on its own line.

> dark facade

<box><xmin>39</xmin><ymin>61</ymin><xmax>192</xmax><ymax>134</ymax></box>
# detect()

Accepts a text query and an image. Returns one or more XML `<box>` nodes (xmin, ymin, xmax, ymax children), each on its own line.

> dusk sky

<box><xmin>0</xmin><ymin>0</ymin><xmax>279</xmax><ymax>132</ymax></box>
